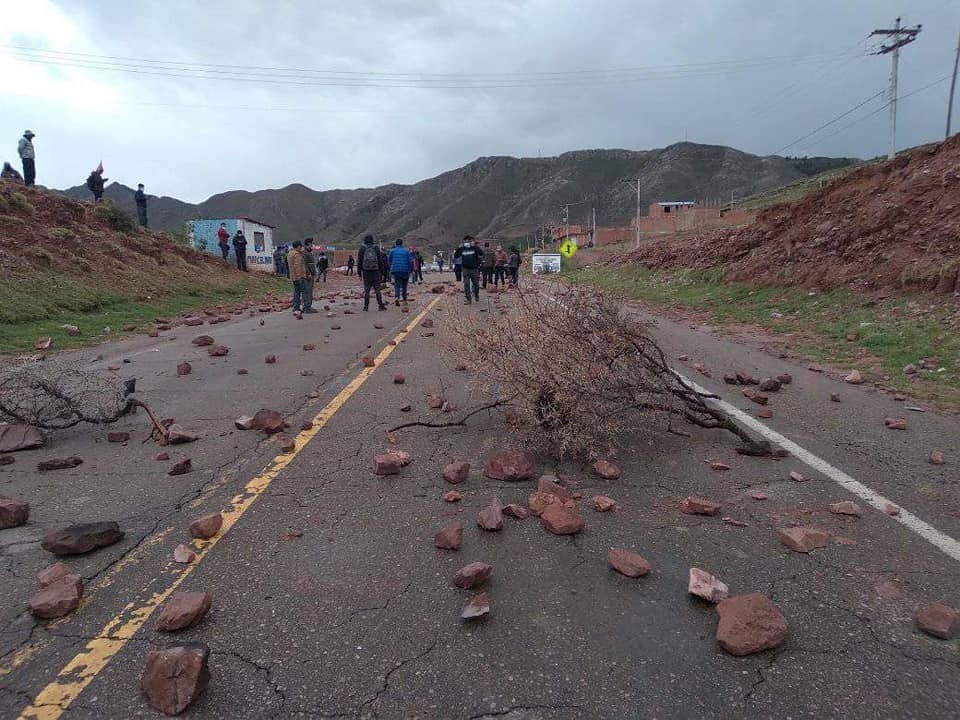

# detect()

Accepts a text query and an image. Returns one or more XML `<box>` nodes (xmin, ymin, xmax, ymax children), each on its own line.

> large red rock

<box><xmin>483</xmin><ymin>450</ymin><xmax>536</xmax><ymax>481</ymax></box>
<box><xmin>828</xmin><ymin>501</ymin><xmax>863</xmax><ymax>517</ymax></box>
<box><xmin>442</xmin><ymin>461</ymin><xmax>470</xmax><ymax>484</ymax></box>
<box><xmin>434</xmin><ymin>522</ymin><xmax>463</xmax><ymax>550</ymax></box>
<box><xmin>537</xmin><ymin>475</ymin><xmax>568</xmax><ymax>501</ymax></box>
<box><xmin>778</xmin><ymin>526</ymin><xmax>831</xmax><ymax>553</ymax></box>
<box><xmin>680</xmin><ymin>496</ymin><xmax>721</xmax><ymax>516</ymax></box>
<box><xmin>0</xmin><ymin>423</ymin><xmax>45</xmax><ymax>452</ymax></box>
<box><xmin>540</xmin><ymin>503</ymin><xmax>585</xmax><ymax>535</ymax></box>
<box><xmin>0</xmin><ymin>496</ymin><xmax>30</xmax><ymax>529</ymax></box>
<box><xmin>189</xmin><ymin>513</ymin><xmax>223</xmax><ymax>540</ymax></box>
<box><xmin>37</xmin><ymin>456</ymin><xmax>83</xmax><ymax>471</ymax></box>
<box><xmin>477</xmin><ymin>498</ymin><xmax>504</xmax><ymax>531</ymax></box>
<box><xmin>502</xmin><ymin>504</ymin><xmax>529</xmax><ymax>520</ymax></box>
<box><xmin>167</xmin><ymin>458</ymin><xmax>192</xmax><ymax>476</ymax></box>
<box><xmin>373</xmin><ymin>453</ymin><xmax>402</xmax><ymax>475</ymax></box>
<box><xmin>191</xmin><ymin>335</ymin><xmax>214</xmax><ymax>347</ymax></box>
<box><xmin>165</xmin><ymin>425</ymin><xmax>198</xmax><ymax>444</ymax></box>
<box><xmin>207</xmin><ymin>345</ymin><xmax>230</xmax><ymax>357</ymax></box>
<box><xmin>140</xmin><ymin>642</ymin><xmax>211</xmax><ymax>715</ymax></box>
<box><xmin>41</xmin><ymin>522</ymin><xmax>123</xmax><ymax>555</ymax></box>
<box><xmin>916</xmin><ymin>602</ymin><xmax>957</xmax><ymax>639</ymax></box>
<box><xmin>688</xmin><ymin>568</ymin><xmax>729</xmax><ymax>603</ymax></box>
<box><xmin>37</xmin><ymin>562</ymin><xmax>72</xmax><ymax>587</ymax></box>
<box><xmin>593</xmin><ymin>460</ymin><xmax>621</xmax><ymax>480</ymax></box>
<box><xmin>29</xmin><ymin>573</ymin><xmax>83</xmax><ymax>619</ymax></box>
<box><xmin>461</xmin><ymin>592</ymin><xmax>490</xmax><ymax>620</ymax></box>
<box><xmin>156</xmin><ymin>592</ymin><xmax>212</xmax><ymax>632</ymax></box>
<box><xmin>716</xmin><ymin>594</ymin><xmax>788</xmax><ymax>656</ymax></box>
<box><xmin>173</xmin><ymin>544</ymin><xmax>196</xmax><ymax>564</ymax></box>
<box><xmin>251</xmin><ymin>409</ymin><xmax>286</xmax><ymax>434</ymax></box>
<box><xmin>453</xmin><ymin>562</ymin><xmax>492</xmax><ymax>589</ymax></box>
<box><xmin>528</xmin><ymin>491</ymin><xmax>559</xmax><ymax>517</ymax></box>
<box><xmin>607</xmin><ymin>548</ymin><xmax>650</xmax><ymax>577</ymax></box>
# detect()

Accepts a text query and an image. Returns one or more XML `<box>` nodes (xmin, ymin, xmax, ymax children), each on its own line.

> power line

<box><xmin>772</xmin><ymin>91</ymin><xmax>885</xmax><ymax>155</ymax></box>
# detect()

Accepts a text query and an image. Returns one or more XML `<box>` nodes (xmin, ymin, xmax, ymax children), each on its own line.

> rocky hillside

<box><xmin>61</xmin><ymin>143</ymin><xmax>853</xmax><ymax>247</ymax></box>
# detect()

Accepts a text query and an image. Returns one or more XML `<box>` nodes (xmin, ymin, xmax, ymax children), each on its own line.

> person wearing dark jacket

<box><xmin>232</xmin><ymin>230</ymin><xmax>248</xmax><ymax>271</ymax></box>
<box><xmin>508</xmin><ymin>246</ymin><xmax>521</xmax><ymax>287</ymax></box>
<box><xmin>302</xmin><ymin>238</ymin><xmax>318</xmax><ymax>312</ymax></box>
<box><xmin>480</xmin><ymin>241</ymin><xmax>495</xmax><ymax>288</ymax></box>
<box><xmin>460</xmin><ymin>235</ymin><xmax>482</xmax><ymax>304</ymax></box>
<box><xmin>346</xmin><ymin>254</ymin><xmax>355</xmax><ymax>276</ymax></box>
<box><xmin>86</xmin><ymin>167</ymin><xmax>107</xmax><ymax>202</ymax></box>
<box><xmin>217</xmin><ymin>223</ymin><xmax>231</xmax><ymax>260</ymax></box>
<box><xmin>453</xmin><ymin>246</ymin><xmax>463</xmax><ymax>282</ymax></box>
<box><xmin>317</xmin><ymin>251</ymin><xmax>329</xmax><ymax>282</ymax></box>
<box><xmin>134</xmin><ymin>184</ymin><xmax>148</xmax><ymax>227</ymax></box>
<box><xmin>414</xmin><ymin>250</ymin><xmax>425</xmax><ymax>283</ymax></box>
<box><xmin>357</xmin><ymin>235</ymin><xmax>387</xmax><ymax>311</ymax></box>
<box><xmin>388</xmin><ymin>238</ymin><xmax>414</xmax><ymax>306</ymax></box>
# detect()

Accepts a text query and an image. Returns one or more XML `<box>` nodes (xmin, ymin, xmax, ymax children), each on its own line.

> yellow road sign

<box><xmin>559</xmin><ymin>238</ymin><xmax>578</xmax><ymax>258</ymax></box>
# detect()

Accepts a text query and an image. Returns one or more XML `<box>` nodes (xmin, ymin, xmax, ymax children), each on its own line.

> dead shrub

<box><xmin>444</xmin><ymin>283</ymin><xmax>749</xmax><ymax>458</ymax></box>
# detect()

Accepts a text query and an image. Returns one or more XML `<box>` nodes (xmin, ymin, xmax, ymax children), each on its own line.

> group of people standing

<box><xmin>352</xmin><ymin>235</ymin><xmax>421</xmax><ymax>311</ymax></box>
<box><xmin>285</xmin><ymin>238</ymin><xmax>330</xmax><ymax>316</ymax></box>
<box><xmin>453</xmin><ymin>239</ymin><xmax>521</xmax><ymax>300</ymax></box>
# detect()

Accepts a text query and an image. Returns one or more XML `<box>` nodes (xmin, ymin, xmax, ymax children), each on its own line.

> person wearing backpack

<box><xmin>357</xmin><ymin>235</ymin><xmax>387</xmax><ymax>311</ymax></box>
<box><xmin>388</xmin><ymin>238</ymin><xmax>414</xmax><ymax>306</ymax></box>
<box><xmin>480</xmin><ymin>241</ymin><xmax>495</xmax><ymax>288</ymax></box>
<box><xmin>460</xmin><ymin>235</ymin><xmax>483</xmax><ymax>304</ymax></box>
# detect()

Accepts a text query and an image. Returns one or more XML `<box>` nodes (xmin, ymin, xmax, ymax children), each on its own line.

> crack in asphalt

<box><xmin>467</xmin><ymin>703</ymin><xmax>584</xmax><ymax>719</ymax></box>
<box><xmin>356</xmin><ymin>636</ymin><xmax>438</xmax><ymax>719</ymax></box>
<box><xmin>210</xmin><ymin>648</ymin><xmax>288</xmax><ymax>719</ymax></box>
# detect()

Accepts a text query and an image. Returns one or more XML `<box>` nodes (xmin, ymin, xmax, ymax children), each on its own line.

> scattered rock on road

<box><xmin>716</xmin><ymin>594</ymin><xmax>788</xmax><ymax>656</ymax></box>
<box><xmin>427</xmin><ymin>393</ymin><xmax>445</xmax><ymax>409</ymax></box>
<box><xmin>277</xmin><ymin>434</ymin><xmax>296</xmax><ymax>453</ymax></box>
<box><xmin>884</xmin><ymin>503</ymin><xmax>901</xmax><ymax>516</ymax></box>
<box><xmin>483</xmin><ymin>450</ymin><xmax>536</xmax><ymax>481</ymax></box>
<box><xmin>0</xmin><ymin>497</ymin><xmax>30</xmax><ymax>529</ymax></box>
<box><xmin>140</xmin><ymin>642</ymin><xmax>211</xmax><ymax>715</ymax></box>
<box><xmin>0</xmin><ymin>424</ymin><xmax>45</xmax><ymax>452</ymax></box>
<box><xmin>592</xmin><ymin>495</ymin><xmax>618</xmax><ymax>512</ymax></box>
<box><xmin>167</xmin><ymin>458</ymin><xmax>192</xmax><ymax>476</ymax></box>
<box><xmin>688</xmin><ymin>568</ymin><xmax>729</xmax><ymax>603</ymax></box>
<box><xmin>829</xmin><ymin>501</ymin><xmax>863</xmax><ymax>517</ymax></box>
<box><xmin>830</xmin><ymin>393</ymin><xmax>841</xmax><ymax>402</ymax></box>
<box><xmin>778</xmin><ymin>526</ymin><xmax>831</xmax><ymax>553</ymax></box>
<box><xmin>41</xmin><ymin>522</ymin><xmax>124</xmax><ymax>556</ymax></box>
<box><xmin>502</xmin><ymin>504</ymin><xmax>529</xmax><ymax>519</ymax></box>
<box><xmin>750</xmin><ymin>492</ymin><xmax>768</xmax><ymax>501</ymax></box>
<box><xmin>156</xmin><ymin>591</ymin><xmax>212</xmax><ymax>632</ymax></box>
<box><xmin>477</xmin><ymin>498</ymin><xmax>504</xmax><ymax>531</ymax></box>
<box><xmin>844</xmin><ymin>370</ymin><xmax>864</xmax><ymax>384</ymax></box>
<box><xmin>191</xmin><ymin>335</ymin><xmax>214</xmax><ymax>346</ymax></box>
<box><xmin>710</xmin><ymin>461</ymin><xmax>730</xmax><ymax>472</ymax></box>
<box><xmin>434</xmin><ymin>522</ymin><xmax>463</xmax><ymax>550</ymax></box>
<box><xmin>0</xmin><ymin>454</ymin><xmax>14</xmax><ymax>465</ymax></box>
<box><xmin>38</xmin><ymin>456</ymin><xmax>83</xmax><ymax>472</ymax></box>
<box><xmin>37</xmin><ymin>562</ymin><xmax>72</xmax><ymax>587</ymax></box>
<box><xmin>107</xmin><ymin>431</ymin><xmax>130</xmax><ymax>443</ymax></box>
<box><xmin>776</xmin><ymin>373</ymin><xmax>793</xmax><ymax>385</ymax></box>
<box><xmin>537</xmin><ymin>475</ymin><xmax>568</xmax><ymax>501</ymax></box>
<box><xmin>929</xmin><ymin>451</ymin><xmax>945</xmax><ymax>465</ymax></box>
<box><xmin>453</xmin><ymin>562</ymin><xmax>492</xmax><ymax>589</ymax></box>
<box><xmin>189</xmin><ymin>513</ymin><xmax>223</xmax><ymax>540</ymax></box>
<box><xmin>461</xmin><ymin>592</ymin><xmax>490</xmax><ymax>620</ymax></box>
<box><xmin>362</xmin><ymin>356</ymin><xmax>376</xmax><ymax>367</ymax></box>
<box><xmin>593</xmin><ymin>459</ymin><xmax>621</xmax><ymax>480</ymax></box>
<box><xmin>680</xmin><ymin>496</ymin><xmax>721</xmax><ymax>516</ymax></box>
<box><xmin>29</xmin><ymin>573</ymin><xmax>83</xmax><ymax>619</ymax></box>
<box><xmin>608</xmin><ymin>548</ymin><xmax>650</xmax><ymax>577</ymax></box>
<box><xmin>264</xmin><ymin>354</ymin><xmax>276</xmax><ymax>364</ymax></box>
<box><xmin>789</xmin><ymin>471</ymin><xmax>806</xmax><ymax>482</ymax></box>
<box><xmin>165</xmin><ymin>425</ymin><xmax>198</xmax><ymax>444</ymax></box>
<box><xmin>173</xmin><ymin>544</ymin><xmax>196</xmax><ymax>563</ymax></box>
<box><xmin>528</xmin><ymin>491</ymin><xmax>559</xmax><ymax>517</ymax></box>
<box><xmin>207</xmin><ymin>345</ymin><xmax>229</xmax><ymax>357</ymax></box>
<box><xmin>234</xmin><ymin>416</ymin><xmax>254</xmax><ymax>430</ymax></box>
<box><xmin>884</xmin><ymin>417</ymin><xmax>907</xmax><ymax>430</ymax></box>
<box><xmin>915</xmin><ymin>602</ymin><xmax>957</xmax><ymax>639</ymax></box>
<box><xmin>759</xmin><ymin>378</ymin><xmax>781</xmax><ymax>392</ymax></box>
<box><xmin>540</xmin><ymin>503</ymin><xmax>585</xmax><ymax>535</ymax></box>
<box><xmin>303</xmin><ymin>344</ymin><xmax>315</xmax><ymax>351</ymax></box>
<box><xmin>373</xmin><ymin>453</ymin><xmax>402</xmax><ymax>475</ymax></box>
<box><xmin>743</xmin><ymin>389</ymin><xmax>769</xmax><ymax>405</ymax></box>
<box><xmin>251</xmin><ymin>409</ymin><xmax>286</xmax><ymax>434</ymax></box>
<box><xmin>393</xmin><ymin>374</ymin><xmax>405</xmax><ymax>384</ymax></box>
<box><xmin>757</xmin><ymin>408</ymin><xmax>773</xmax><ymax>419</ymax></box>
<box><xmin>443</xmin><ymin>490</ymin><xmax>463</xmax><ymax>503</ymax></box>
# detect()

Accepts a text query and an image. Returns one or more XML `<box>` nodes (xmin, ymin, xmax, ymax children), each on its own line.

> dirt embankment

<box><xmin>610</xmin><ymin>136</ymin><xmax>960</xmax><ymax>295</ymax></box>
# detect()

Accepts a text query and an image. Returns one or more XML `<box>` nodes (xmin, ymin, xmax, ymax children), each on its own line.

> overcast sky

<box><xmin>3</xmin><ymin>0</ymin><xmax>958</xmax><ymax>203</ymax></box>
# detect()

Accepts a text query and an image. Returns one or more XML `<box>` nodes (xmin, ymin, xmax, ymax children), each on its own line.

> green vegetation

<box><xmin>93</xmin><ymin>203</ymin><xmax>137</xmax><ymax>233</ymax></box>
<box><xmin>736</xmin><ymin>164</ymin><xmax>860</xmax><ymax>211</ymax></box>
<box><xmin>566</xmin><ymin>265</ymin><xmax>960</xmax><ymax>406</ymax></box>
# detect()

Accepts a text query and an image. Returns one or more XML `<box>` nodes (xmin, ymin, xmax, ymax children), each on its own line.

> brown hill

<box><xmin>613</xmin><ymin>136</ymin><xmax>960</xmax><ymax>295</ymax></box>
<box><xmin>61</xmin><ymin>143</ymin><xmax>851</xmax><ymax>249</ymax></box>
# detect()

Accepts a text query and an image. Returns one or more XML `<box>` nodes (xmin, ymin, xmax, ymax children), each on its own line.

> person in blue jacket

<box><xmin>388</xmin><ymin>238</ymin><xmax>414</xmax><ymax>306</ymax></box>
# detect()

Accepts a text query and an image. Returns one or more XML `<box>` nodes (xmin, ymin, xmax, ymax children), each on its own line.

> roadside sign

<box><xmin>559</xmin><ymin>239</ymin><xmax>578</xmax><ymax>258</ymax></box>
<box><xmin>531</xmin><ymin>252</ymin><xmax>562</xmax><ymax>274</ymax></box>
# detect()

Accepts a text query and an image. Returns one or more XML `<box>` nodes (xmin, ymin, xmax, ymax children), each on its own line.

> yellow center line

<box><xmin>15</xmin><ymin>295</ymin><xmax>442</xmax><ymax>720</ymax></box>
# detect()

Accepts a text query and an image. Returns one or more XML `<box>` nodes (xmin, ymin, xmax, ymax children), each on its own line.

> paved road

<box><xmin>1</xmin><ymin>275</ymin><xmax>958</xmax><ymax>719</ymax></box>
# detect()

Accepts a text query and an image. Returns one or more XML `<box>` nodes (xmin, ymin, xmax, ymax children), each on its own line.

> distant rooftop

<box><xmin>657</xmin><ymin>201</ymin><xmax>696</xmax><ymax>206</ymax></box>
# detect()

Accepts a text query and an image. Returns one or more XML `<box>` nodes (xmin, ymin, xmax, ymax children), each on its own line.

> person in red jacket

<box><xmin>216</xmin><ymin>223</ymin><xmax>230</xmax><ymax>261</ymax></box>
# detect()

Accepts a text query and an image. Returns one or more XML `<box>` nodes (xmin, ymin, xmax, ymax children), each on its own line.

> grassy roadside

<box><xmin>565</xmin><ymin>265</ymin><xmax>960</xmax><ymax>408</ymax></box>
<box><xmin>0</xmin><ymin>272</ymin><xmax>288</xmax><ymax>353</ymax></box>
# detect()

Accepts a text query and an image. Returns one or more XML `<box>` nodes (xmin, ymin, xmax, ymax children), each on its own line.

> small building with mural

<box><xmin>188</xmin><ymin>217</ymin><xmax>277</xmax><ymax>272</ymax></box>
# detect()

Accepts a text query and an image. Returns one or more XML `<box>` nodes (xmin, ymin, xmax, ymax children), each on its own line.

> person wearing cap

<box><xmin>317</xmin><ymin>248</ymin><xmax>329</xmax><ymax>282</ymax></box>
<box><xmin>232</xmin><ymin>229</ymin><xmax>248</xmax><ymax>271</ymax></box>
<box><xmin>302</xmin><ymin>238</ymin><xmax>318</xmax><ymax>313</ymax></box>
<box><xmin>480</xmin><ymin>240</ymin><xmax>495</xmax><ymax>288</ymax></box>
<box><xmin>134</xmin><ymin>184</ymin><xmax>148</xmax><ymax>227</ymax></box>
<box><xmin>86</xmin><ymin>165</ymin><xmax>107</xmax><ymax>202</ymax></box>
<box><xmin>18</xmin><ymin>130</ymin><xmax>36</xmax><ymax>186</ymax></box>
<box><xmin>357</xmin><ymin>235</ymin><xmax>387</xmax><ymax>311</ymax></box>
<box><xmin>288</xmin><ymin>239</ymin><xmax>310</xmax><ymax>317</ymax></box>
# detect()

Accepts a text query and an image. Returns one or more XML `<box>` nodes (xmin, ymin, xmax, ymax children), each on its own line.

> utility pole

<box><xmin>947</xmin><ymin>27</ymin><xmax>960</xmax><ymax>139</ymax></box>
<box><xmin>591</xmin><ymin>207</ymin><xmax>596</xmax><ymax>247</ymax></box>
<box><xmin>634</xmin><ymin>178</ymin><xmax>641</xmax><ymax>249</ymax></box>
<box><xmin>871</xmin><ymin>17</ymin><xmax>922</xmax><ymax>159</ymax></box>
<box><xmin>562</xmin><ymin>204</ymin><xmax>570</xmax><ymax>246</ymax></box>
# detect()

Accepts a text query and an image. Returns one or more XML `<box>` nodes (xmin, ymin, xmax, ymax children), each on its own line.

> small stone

<box><xmin>537</xmin><ymin>475</ymin><xmax>569</xmax><ymax>501</ymax></box>
<box><xmin>373</xmin><ymin>453</ymin><xmax>402</xmax><ymax>475</ymax></box>
<box><xmin>207</xmin><ymin>344</ymin><xmax>229</xmax><ymax>357</ymax></box>
<box><xmin>844</xmin><ymin>370</ymin><xmax>863</xmax><ymax>384</ymax></box>
<box><xmin>393</xmin><ymin>374</ymin><xmax>405</xmax><ymax>384</ymax></box>
<box><xmin>789</xmin><ymin>471</ymin><xmax>806</xmax><ymax>482</ymax></box>
<box><xmin>191</xmin><ymin>335</ymin><xmax>214</xmax><ymax>347</ymax></box>
<box><xmin>607</xmin><ymin>548</ymin><xmax>650</xmax><ymax>577</ymax></box>
<box><xmin>302</xmin><ymin>344</ymin><xmax>315</xmax><ymax>351</ymax></box>
<box><xmin>0</xmin><ymin>496</ymin><xmax>30</xmax><ymax>529</ymax></box>
<box><xmin>776</xmin><ymin>373</ymin><xmax>793</xmax><ymax>385</ymax></box>
<box><xmin>540</xmin><ymin>503</ymin><xmax>585</xmax><ymax>535</ymax></box>
<box><xmin>723</xmin><ymin>517</ymin><xmax>749</xmax><ymax>527</ymax></box>
<box><xmin>148</xmin><ymin>329</ymin><xmax>159</xmax><ymax>338</ymax></box>
<box><xmin>678</xmin><ymin>354</ymin><xmax>689</xmax><ymax>361</ymax></box>
<box><xmin>362</xmin><ymin>356</ymin><xmax>375</xmax><ymax>367</ymax></box>
<box><xmin>277</xmin><ymin>434</ymin><xmax>296</xmax><ymax>453</ymax></box>
<box><xmin>399</xmin><ymin>404</ymin><xmax>412</xmax><ymax>412</ymax></box>
<box><xmin>331</xmin><ymin>325</ymin><xmax>342</xmax><ymax>330</ymax></box>
<box><xmin>37</xmin><ymin>562</ymin><xmax>72</xmax><ymax>587</ymax></box>
<box><xmin>155</xmin><ymin>452</ymin><xmax>170</xmax><ymax>461</ymax></box>
<box><xmin>156</xmin><ymin>592</ymin><xmax>212</xmax><ymax>632</ymax></box>
<box><xmin>168</xmin><ymin>458</ymin><xmax>192</xmax><ymax>476</ymax></box>
<box><xmin>443</xmin><ymin>490</ymin><xmax>463</xmax><ymax>503</ymax></box>
<box><xmin>929</xmin><ymin>451</ymin><xmax>945</xmax><ymax>466</ymax></box>
<box><xmin>299</xmin><ymin>421</ymin><xmax>313</xmax><ymax>431</ymax></box>
<box><xmin>183</xmin><ymin>318</ymin><xmax>204</xmax><ymax>326</ymax></box>
<box><xmin>38</xmin><ymin>456</ymin><xmax>83</xmax><ymax>472</ymax></box>
<box><xmin>251</xmin><ymin>409</ymin><xmax>285</xmax><ymax>434</ymax></box>
<box><xmin>735</xmin><ymin>371</ymin><xmax>756</xmax><ymax>385</ymax></box>
<box><xmin>903</xmin><ymin>363</ymin><xmax>917</xmax><ymax>375</ymax></box>
<box><xmin>688</xmin><ymin>568</ymin><xmax>729</xmax><ymax>603</ymax></box>
<box><xmin>386</xmin><ymin>450</ymin><xmax>412</xmax><ymax>466</ymax></box>
<box><xmin>502</xmin><ymin>504</ymin><xmax>529</xmax><ymax>519</ymax></box>
<box><xmin>743</xmin><ymin>389</ymin><xmax>769</xmax><ymax>405</ymax></box>
<box><xmin>427</xmin><ymin>393</ymin><xmax>445</xmax><ymax>409</ymax></box>
<box><xmin>477</xmin><ymin>498</ymin><xmax>504</xmax><ymax>531</ymax></box>
<box><xmin>237</xmin><ymin>368</ymin><xmax>248</xmax><ymax>375</ymax></box>
<box><xmin>461</xmin><ymin>592</ymin><xmax>490</xmax><ymax>620</ymax></box>
<box><xmin>455</xmin><ymin>362</ymin><xmax>470</xmax><ymax>371</ymax></box>
<box><xmin>710</xmin><ymin>461</ymin><xmax>731</xmax><ymax>472</ymax></box>
<box><xmin>592</xmin><ymin>495</ymin><xmax>617</xmax><ymax>512</ymax></box>
<box><xmin>884</xmin><ymin>417</ymin><xmax>907</xmax><ymax>430</ymax></box>
<box><xmin>29</xmin><ymin>573</ymin><xmax>83</xmax><ymax>619</ymax></box>
<box><xmin>916</xmin><ymin>602</ymin><xmax>958</xmax><ymax>640</ymax></box>
<box><xmin>173</xmin><ymin>544</ymin><xmax>196</xmax><ymax>563</ymax></box>
<box><xmin>434</xmin><ymin>522</ymin><xmax>463</xmax><ymax>550</ymax></box>
<box><xmin>829</xmin><ymin>501</ymin><xmax>863</xmax><ymax>517</ymax></box>
<box><xmin>265</xmin><ymin>354</ymin><xmax>276</xmax><ymax>364</ymax></box>
<box><xmin>0</xmin><ymin>454</ymin><xmax>14</xmax><ymax>465</ymax></box>
<box><xmin>453</xmin><ymin>562</ymin><xmax>492</xmax><ymax>589</ymax></box>
<box><xmin>41</xmin><ymin>522</ymin><xmax>123</xmax><ymax>556</ymax></box>
<box><xmin>0</xmin><ymin>423</ymin><xmax>45</xmax><ymax>452</ymax></box>
<box><xmin>165</xmin><ymin>424</ymin><xmax>198</xmax><ymax>444</ymax></box>
<box><xmin>140</xmin><ymin>642</ymin><xmax>211</xmax><ymax>715</ymax></box>
<box><xmin>750</xmin><ymin>492</ymin><xmax>768</xmax><ymax>501</ymax></box>
<box><xmin>483</xmin><ymin>450</ymin><xmax>536</xmax><ymax>481</ymax></box>
<box><xmin>778</xmin><ymin>526</ymin><xmax>831</xmax><ymax>553</ymax></box>
<box><xmin>757</xmin><ymin>408</ymin><xmax>773</xmax><ymax>419</ymax></box>
<box><xmin>759</xmin><ymin>378</ymin><xmax>781</xmax><ymax>392</ymax></box>
<box><xmin>35</xmin><ymin>336</ymin><xmax>53</xmax><ymax>350</ymax></box>
<box><xmin>830</xmin><ymin>393</ymin><xmax>841</xmax><ymax>402</ymax></box>
<box><xmin>421</xmin><ymin>319</ymin><xmax>434</xmax><ymax>328</ymax></box>
<box><xmin>736</xmin><ymin>440</ymin><xmax>774</xmax><ymax>457</ymax></box>
<box><xmin>527</xmin><ymin>491</ymin><xmax>559</xmax><ymax>517</ymax></box>
<box><xmin>679</xmin><ymin>496</ymin><xmax>721</xmax><ymax>516</ymax></box>
<box><xmin>189</xmin><ymin>513</ymin><xmax>222</xmax><ymax>540</ymax></box>
<box><xmin>62</xmin><ymin>324</ymin><xmax>80</xmax><ymax>336</ymax></box>
<box><xmin>893</xmin><ymin>393</ymin><xmax>907</xmax><ymax>401</ymax></box>
<box><xmin>716</xmin><ymin>594</ymin><xmax>788</xmax><ymax>656</ymax></box>
<box><xmin>593</xmin><ymin>459</ymin><xmax>621</xmax><ymax>480</ymax></box>
<box><xmin>234</xmin><ymin>416</ymin><xmax>254</xmax><ymax>430</ymax></box>
<box><xmin>723</xmin><ymin>374</ymin><xmax>739</xmax><ymax>385</ymax></box>
<box><xmin>107</xmin><ymin>431</ymin><xmax>130</xmax><ymax>443</ymax></box>
<box><xmin>884</xmin><ymin>503</ymin><xmax>901</xmax><ymax>516</ymax></box>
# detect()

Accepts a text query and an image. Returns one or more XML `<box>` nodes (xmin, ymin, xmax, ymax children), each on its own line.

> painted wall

<box><xmin>188</xmin><ymin>218</ymin><xmax>276</xmax><ymax>272</ymax></box>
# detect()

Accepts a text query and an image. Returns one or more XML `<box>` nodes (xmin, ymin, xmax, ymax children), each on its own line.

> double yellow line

<box><xmin>15</xmin><ymin>295</ymin><xmax>442</xmax><ymax>720</ymax></box>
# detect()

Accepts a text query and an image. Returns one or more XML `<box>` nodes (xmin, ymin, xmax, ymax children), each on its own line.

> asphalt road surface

<box><xmin>1</xmin><ymin>275</ymin><xmax>958</xmax><ymax>719</ymax></box>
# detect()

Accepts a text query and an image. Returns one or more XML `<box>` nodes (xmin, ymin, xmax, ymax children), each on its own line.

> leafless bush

<box><xmin>444</xmin><ymin>283</ymin><xmax>750</xmax><ymax>458</ymax></box>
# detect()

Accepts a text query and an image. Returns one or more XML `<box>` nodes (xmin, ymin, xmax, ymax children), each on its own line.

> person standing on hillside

<box><xmin>460</xmin><ymin>235</ymin><xmax>482</xmax><ymax>304</ymax></box>
<box><xmin>217</xmin><ymin>223</ymin><xmax>231</xmax><ymax>261</ymax></box>
<box><xmin>494</xmin><ymin>245</ymin><xmax>508</xmax><ymax>286</ymax></box>
<box><xmin>303</xmin><ymin>238</ymin><xmax>318</xmax><ymax>313</ymax></box>
<box><xmin>17</xmin><ymin>130</ymin><xmax>36</xmax><ymax>186</ymax></box>
<box><xmin>232</xmin><ymin>229</ymin><xmax>248</xmax><ymax>271</ymax></box>
<box><xmin>1</xmin><ymin>162</ymin><xmax>24</xmax><ymax>182</ymax></box>
<box><xmin>86</xmin><ymin>164</ymin><xmax>107</xmax><ymax>202</ymax></box>
<box><xmin>134</xmin><ymin>184</ymin><xmax>148</xmax><ymax>227</ymax></box>
<box><xmin>346</xmin><ymin>254</ymin><xmax>355</xmax><ymax>276</ymax></box>
<box><xmin>388</xmin><ymin>238</ymin><xmax>414</xmax><ymax>306</ymax></box>
<box><xmin>288</xmin><ymin>239</ymin><xmax>309</xmax><ymax>317</ymax></box>
<box><xmin>357</xmin><ymin>235</ymin><xmax>387</xmax><ymax>311</ymax></box>
<box><xmin>317</xmin><ymin>249</ymin><xmax>329</xmax><ymax>282</ymax></box>
<box><xmin>480</xmin><ymin>241</ymin><xmax>495</xmax><ymax>289</ymax></box>
<box><xmin>453</xmin><ymin>246</ymin><xmax>463</xmax><ymax>282</ymax></box>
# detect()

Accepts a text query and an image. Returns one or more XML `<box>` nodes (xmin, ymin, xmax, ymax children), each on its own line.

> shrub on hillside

<box><xmin>8</xmin><ymin>192</ymin><xmax>34</xmax><ymax>214</ymax></box>
<box><xmin>93</xmin><ymin>203</ymin><xmax>136</xmax><ymax>233</ymax></box>
<box><xmin>48</xmin><ymin>227</ymin><xmax>75</xmax><ymax>242</ymax></box>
